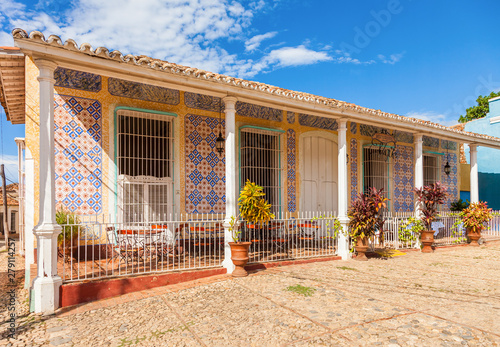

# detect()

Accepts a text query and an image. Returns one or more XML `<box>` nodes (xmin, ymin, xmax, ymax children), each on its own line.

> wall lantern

<box><xmin>444</xmin><ymin>161</ymin><xmax>451</xmax><ymax>176</ymax></box>
<box><xmin>215</xmin><ymin>98</ymin><xmax>225</xmax><ymax>156</ymax></box>
<box><xmin>444</xmin><ymin>141</ymin><xmax>451</xmax><ymax>176</ymax></box>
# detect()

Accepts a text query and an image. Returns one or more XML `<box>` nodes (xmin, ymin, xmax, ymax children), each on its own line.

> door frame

<box><xmin>298</xmin><ymin>131</ymin><xmax>338</xmax><ymax>213</ymax></box>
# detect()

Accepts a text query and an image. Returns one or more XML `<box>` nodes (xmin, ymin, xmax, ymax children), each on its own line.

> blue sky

<box><xmin>1</xmin><ymin>0</ymin><xmax>500</xmax><ymax>182</ymax></box>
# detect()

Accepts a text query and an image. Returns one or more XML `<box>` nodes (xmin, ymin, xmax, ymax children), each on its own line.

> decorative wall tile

<box><xmin>360</xmin><ymin>124</ymin><xmax>386</xmax><ymax>137</ymax></box>
<box><xmin>393</xmin><ymin>130</ymin><xmax>414</xmax><ymax>144</ymax></box>
<box><xmin>393</xmin><ymin>145</ymin><xmax>414</xmax><ymax>212</ymax></box>
<box><xmin>54</xmin><ymin>94</ymin><xmax>102</xmax><ymax>214</ymax></box>
<box><xmin>236</xmin><ymin>101</ymin><xmax>282</xmax><ymax>122</ymax></box>
<box><xmin>442</xmin><ymin>153</ymin><xmax>458</xmax><ymax>209</ymax></box>
<box><xmin>287</xmin><ymin>129</ymin><xmax>296</xmax><ymax>212</ymax></box>
<box><xmin>350</xmin><ymin>139</ymin><xmax>358</xmax><ymax>202</ymax></box>
<box><xmin>350</xmin><ymin>122</ymin><xmax>357</xmax><ymax>134</ymax></box>
<box><xmin>287</xmin><ymin>111</ymin><xmax>295</xmax><ymax>124</ymax></box>
<box><xmin>423</xmin><ymin>135</ymin><xmax>439</xmax><ymax>148</ymax></box>
<box><xmin>108</xmin><ymin>77</ymin><xmax>180</xmax><ymax>105</ymax></box>
<box><xmin>184</xmin><ymin>92</ymin><xmax>222</xmax><ymax>112</ymax></box>
<box><xmin>185</xmin><ymin>114</ymin><xmax>225</xmax><ymax>213</ymax></box>
<box><xmin>54</xmin><ymin>67</ymin><xmax>102</xmax><ymax>92</ymax></box>
<box><xmin>441</xmin><ymin>140</ymin><xmax>457</xmax><ymax>151</ymax></box>
<box><xmin>298</xmin><ymin>114</ymin><xmax>338</xmax><ymax>131</ymax></box>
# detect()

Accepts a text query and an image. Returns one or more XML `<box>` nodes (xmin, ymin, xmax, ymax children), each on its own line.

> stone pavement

<box><xmin>1</xmin><ymin>241</ymin><xmax>500</xmax><ymax>346</ymax></box>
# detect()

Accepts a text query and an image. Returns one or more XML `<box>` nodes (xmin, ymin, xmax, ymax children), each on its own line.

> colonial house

<box><xmin>0</xmin><ymin>183</ymin><xmax>20</xmax><ymax>235</ymax></box>
<box><xmin>2</xmin><ymin>29</ymin><xmax>500</xmax><ymax>315</ymax></box>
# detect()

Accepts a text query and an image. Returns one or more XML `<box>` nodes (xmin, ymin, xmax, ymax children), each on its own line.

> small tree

<box><xmin>459</xmin><ymin>91</ymin><xmax>500</xmax><ymax>123</ymax></box>
<box><xmin>414</xmin><ymin>182</ymin><xmax>447</xmax><ymax>230</ymax></box>
<box><xmin>348</xmin><ymin>187</ymin><xmax>388</xmax><ymax>242</ymax></box>
<box><xmin>230</xmin><ymin>180</ymin><xmax>275</xmax><ymax>243</ymax></box>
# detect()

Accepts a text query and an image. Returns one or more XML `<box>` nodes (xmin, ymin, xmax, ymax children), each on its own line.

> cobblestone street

<box><xmin>1</xmin><ymin>241</ymin><xmax>500</xmax><ymax>346</ymax></box>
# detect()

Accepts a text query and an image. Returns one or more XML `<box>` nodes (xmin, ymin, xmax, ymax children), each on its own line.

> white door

<box><xmin>301</xmin><ymin>134</ymin><xmax>338</xmax><ymax>213</ymax></box>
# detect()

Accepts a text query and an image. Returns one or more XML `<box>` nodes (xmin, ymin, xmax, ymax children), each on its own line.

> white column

<box><xmin>32</xmin><ymin>59</ymin><xmax>62</xmax><ymax>315</ymax></box>
<box><xmin>15</xmin><ymin>138</ymin><xmax>25</xmax><ymax>256</ymax></box>
<box><xmin>337</xmin><ymin>119</ymin><xmax>350</xmax><ymax>260</ymax></box>
<box><xmin>414</xmin><ymin>134</ymin><xmax>423</xmax><ymax>218</ymax></box>
<box><xmin>470</xmin><ymin>144</ymin><xmax>479</xmax><ymax>203</ymax></box>
<box><xmin>222</xmin><ymin>96</ymin><xmax>238</xmax><ymax>273</ymax></box>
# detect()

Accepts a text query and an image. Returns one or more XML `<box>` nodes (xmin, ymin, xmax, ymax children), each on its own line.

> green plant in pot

<box><xmin>398</xmin><ymin>217</ymin><xmax>424</xmax><ymax>245</ymax></box>
<box><xmin>229</xmin><ymin>180</ymin><xmax>275</xmax><ymax>277</ymax></box>
<box><xmin>56</xmin><ymin>208</ymin><xmax>81</xmax><ymax>259</ymax></box>
<box><xmin>414</xmin><ymin>182</ymin><xmax>447</xmax><ymax>253</ymax></box>
<box><xmin>348</xmin><ymin>187</ymin><xmax>388</xmax><ymax>261</ymax></box>
<box><xmin>459</xmin><ymin>201</ymin><xmax>492</xmax><ymax>246</ymax></box>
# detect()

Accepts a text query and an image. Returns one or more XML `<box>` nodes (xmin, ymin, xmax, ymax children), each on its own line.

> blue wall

<box><xmin>464</xmin><ymin>97</ymin><xmax>500</xmax><ymax>209</ymax></box>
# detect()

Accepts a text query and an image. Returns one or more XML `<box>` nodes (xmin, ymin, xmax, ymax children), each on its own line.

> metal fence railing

<box><xmin>379</xmin><ymin>210</ymin><xmax>500</xmax><ymax>250</ymax></box>
<box><xmin>241</xmin><ymin>211</ymin><xmax>339</xmax><ymax>264</ymax></box>
<box><xmin>56</xmin><ymin>210</ymin><xmax>500</xmax><ymax>282</ymax></box>
<box><xmin>57</xmin><ymin>214</ymin><xmax>225</xmax><ymax>283</ymax></box>
<box><xmin>57</xmin><ymin>211</ymin><xmax>340</xmax><ymax>283</ymax></box>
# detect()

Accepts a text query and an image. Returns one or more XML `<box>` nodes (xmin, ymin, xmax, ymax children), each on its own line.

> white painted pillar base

<box><xmin>470</xmin><ymin>144</ymin><xmax>479</xmax><ymax>203</ymax></box>
<box><xmin>222</xmin><ymin>96</ymin><xmax>238</xmax><ymax>273</ymax></box>
<box><xmin>337</xmin><ymin>119</ymin><xmax>350</xmax><ymax>260</ymax></box>
<box><xmin>32</xmin><ymin>59</ymin><xmax>61</xmax><ymax>315</ymax></box>
<box><xmin>414</xmin><ymin>134</ymin><xmax>423</xmax><ymax>219</ymax></box>
<box><xmin>337</xmin><ymin>217</ymin><xmax>350</xmax><ymax>260</ymax></box>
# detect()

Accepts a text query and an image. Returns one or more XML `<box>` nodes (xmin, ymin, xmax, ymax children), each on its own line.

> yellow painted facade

<box><xmin>24</xmin><ymin>59</ymin><xmax>460</xmax><ymax>246</ymax></box>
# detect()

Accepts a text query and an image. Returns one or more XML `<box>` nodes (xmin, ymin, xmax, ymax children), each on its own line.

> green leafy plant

<box><xmin>450</xmin><ymin>199</ymin><xmax>469</xmax><ymax>212</ymax></box>
<box><xmin>449</xmin><ymin>212</ymin><xmax>468</xmax><ymax>243</ymax></box>
<box><xmin>56</xmin><ymin>208</ymin><xmax>81</xmax><ymax>248</ymax></box>
<box><xmin>285</xmin><ymin>284</ymin><xmax>316</xmax><ymax>297</ymax></box>
<box><xmin>348</xmin><ymin>187</ymin><xmax>388</xmax><ymax>245</ymax></box>
<box><xmin>414</xmin><ymin>182</ymin><xmax>447</xmax><ymax>230</ymax></box>
<box><xmin>230</xmin><ymin>180</ymin><xmax>275</xmax><ymax>243</ymax></box>
<box><xmin>459</xmin><ymin>201</ymin><xmax>493</xmax><ymax>233</ymax></box>
<box><xmin>312</xmin><ymin>214</ymin><xmax>343</xmax><ymax>240</ymax></box>
<box><xmin>398</xmin><ymin>217</ymin><xmax>424</xmax><ymax>243</ymax></box>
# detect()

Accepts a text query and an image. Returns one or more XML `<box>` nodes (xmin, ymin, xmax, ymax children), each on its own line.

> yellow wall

<box><xmin>24</xmin><ymin>60</ymin><xmax>461</xmax><ymax>233</ymax></box>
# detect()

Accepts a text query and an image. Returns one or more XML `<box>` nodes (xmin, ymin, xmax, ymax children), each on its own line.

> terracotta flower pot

<box><xmin>354</xmin><ymin>236</ymin><xmax>369</xmax><ymax>261</ymax></box>
<box><xmin>421</xmin><ymin>230</ymin><xmax>434</xmax><ymax>253</ymax></box>
<box><xmin>229</xmin><ymin>242</ymin><xmax>252</xmax><ymax>277</ymax></box>
<box><xmin>467</xmin><ymin>227</ymin><xmax>481</xmax><ymax>247</ymax></box>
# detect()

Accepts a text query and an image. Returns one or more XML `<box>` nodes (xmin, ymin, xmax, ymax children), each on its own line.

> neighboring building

<box><xmin>462</xmin><ymin>97</ymin><xmax>500</xmax><ymax>209</ymax></box>
<box><xmin>0</xmin><ymin>183</ymin><xmax>19</xmax><ymax>235</ymax></box>
<box><xmin>2</xmin><ymin>29</ymin><xmax>500</xmax><ymax>314</ymax></box>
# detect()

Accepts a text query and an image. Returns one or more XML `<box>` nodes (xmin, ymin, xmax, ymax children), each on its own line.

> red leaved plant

<box><xmin>414</xmin><ymin>182</ymin><xmax>447</xmax><ymax>230</ymax></box>
<box><xmin>460</xmin><ymin>201</ymin><xmax>492</xmax><ymax>233</ymax></box>
<box><xmin>348</xmin><ymin>187</ymin><xmax>388</xmax><ymax>240</ymax></box>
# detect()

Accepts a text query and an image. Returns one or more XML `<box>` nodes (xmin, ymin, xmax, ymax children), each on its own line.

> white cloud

<box><xmin>245</xmin><ymin>31</ymin><xmax>277</xmax><ymax>52</ymax></box>
<box><xmin>406</xmin><ymin>111</ymin><xmax>458</xmax><ymax>127</ymax></box>
<box><xmin>0</xmin><ymin>0</ymin><xmax>404</xmax><ymax>78</ymax></box>
<box><xmin>378</xmin><ymin>52</ymin><xmax>405</xmax><ymax>65</ymax></box>
<box><xmin>264</xmin><ymin>45</ymin><xmax>332</xmax><ymax>67</ymax></box>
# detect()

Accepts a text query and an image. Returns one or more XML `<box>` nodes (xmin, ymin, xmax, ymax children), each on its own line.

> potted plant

<box><xmin>459</xmin><ymin>201</ymin><xmax>492</xmax><ymax>246</ymax></box>
<box><xmin>56</xmin><ymin>208</ymin><xmax>81</xmax><ymax>259</ymax></box>
<box><xmin>229</xmin><ymin>180</ymin><xmax>275</xmax><ymax>277</ymax></box>
<box><xmin>398</xmin><ymin>217</ymin><xmax>424</xmax><ymax>246</ymax></box>
<box><xmin>414</xmin><ymin>182</ymin><xmax>447</xmax><ymax>253</ymax></box>
<box><xmin>348</xmin><ymin>187</ymin><xmax>388</xmax><ymax>261</ymax></box>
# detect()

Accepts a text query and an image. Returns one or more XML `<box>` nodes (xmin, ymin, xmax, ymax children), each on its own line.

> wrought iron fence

<box><xmin>58</xmin><ymin>213</ymin><xmax>225</xmax><ymax>283</ymax></box>
<box><xmin>240</xmin><ymin>211</ymin><xmax>339</xmax><ymax>264</ymax></box>
<box><xmin>57</xmin><ymin>211</ymin><xmax>340</xmax><ymax>283</ymax></box>
<box><xmin>56</xmin><ymin>209</ymin><xmax>500</xmax><ymax>282</ymax></box>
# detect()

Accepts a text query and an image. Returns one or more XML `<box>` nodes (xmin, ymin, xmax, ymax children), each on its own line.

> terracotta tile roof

<box><xmin>0</xmin><ymin>45</ymin><xmax>25</xmax><ymax>124</ymax></box>
<box><xmin>0</xmin><ymin>193</ymin><xmax>18</xmax><ymax>206</ymax></box>
<box><xmin>10</xmin><ymin>29</ymin><xmax>500</xmax><ymax>145</ymax></box>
